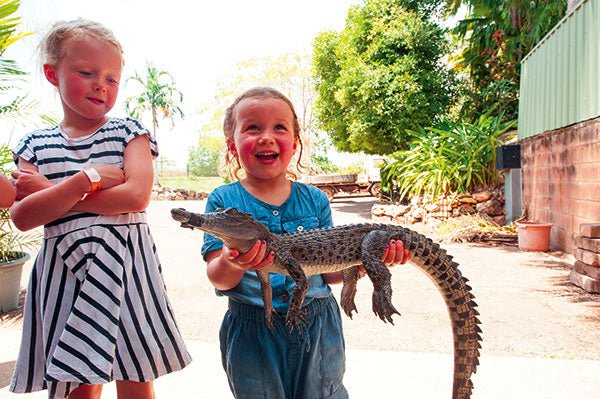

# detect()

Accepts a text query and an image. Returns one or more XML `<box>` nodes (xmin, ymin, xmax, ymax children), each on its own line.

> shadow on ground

<box><xmin>0</xmin><ymin>290</ymin><xmax>25</xmax><ymax>325</ymax></box>
<box><xmin>330</xmin><ymin>195</ymin><xmax>375</xmax><ymax>219</ymax></box>
<box><xmin>0</xmin><ymin>361</ymin><xmax>15</xmax><ymax>389</ymax></box>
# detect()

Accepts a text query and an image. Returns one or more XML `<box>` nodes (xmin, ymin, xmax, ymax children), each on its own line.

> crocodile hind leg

<box><xmin>340</xmin><ymin>266</ymin><xmax>361</xmax><ymax>318</ymax></box>
<box><xmin>361</xmin><ymin>230</ymin><xmax>400</xmax><ymax>324</ymax></box>
<box><xmin>256</xmin><ymin>269</ymin><xmax>275</xmax><ymax>328</ymax></box>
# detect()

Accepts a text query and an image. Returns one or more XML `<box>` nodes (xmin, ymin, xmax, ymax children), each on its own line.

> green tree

<box><xmin>447</xmin><ymin>0</ymin><xmax>567</xmax><ymax>119</ymax></box>
<box><xmin>187</xmin><ymin>135</ymin><xmax>222</xmax><ymax>177</ymax></box>
<box><xmin>125</xmin><ymin>62</ymin><xmax>184</xmax><ymax>184</ymax></box>
<box><xmin>312</xmin><ymin>0</ymin><xmax>455</xmax><ymax>154</ymax></box>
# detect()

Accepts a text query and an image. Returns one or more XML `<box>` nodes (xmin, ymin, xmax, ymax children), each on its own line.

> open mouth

<box><xmin>87</xmin><ymin>98</ymin><xmax>105</xmax><ymax>105</ymax></box>
<box><xmin>255</xmin><ymin>151</ymin><xmax>279</xmax><ymax>161</ymax></box>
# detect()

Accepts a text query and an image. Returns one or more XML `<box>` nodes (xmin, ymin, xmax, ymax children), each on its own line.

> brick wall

<box><xmin>520</xmin><ymin>117</ymin><xmax>600</xmax><ymax>253</ymax></box>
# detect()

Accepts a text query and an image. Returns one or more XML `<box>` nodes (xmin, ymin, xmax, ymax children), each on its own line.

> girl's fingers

<box><xmin>383</xmin><ymin>240</ymin><xmax>397</xmax><ymax>266</ymax></box>
<box><xmin>401</xmin><ymin>248</ymin><xmax>410</xmax><ymax>264</ymax></box>
<box><xmin>233</xmin><ymin>240</ymin><xmax>271</xmax><ymax>269</ymax></box>
<box><xmin>383</xmin><ymin>240</ymin><xmax>410</xmax><ymax>266</ymax></box>
<box><xmin>250</xmin><ymin>251</ymin><xmax>275</xmax><ymax>270</ymax></box>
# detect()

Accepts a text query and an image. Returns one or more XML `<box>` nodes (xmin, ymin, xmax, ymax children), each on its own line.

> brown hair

<box><xmin>40</xmin><ymin>18</ymin><xmax>123</xmax><ymax>66</ymax></box>
<box><xmin>222</xmin><ymin>87</ymin><xmax>306</xmax><ymax>181</ymax></box>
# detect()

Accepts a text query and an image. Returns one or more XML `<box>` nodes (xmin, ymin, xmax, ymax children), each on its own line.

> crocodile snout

<box><xmin>171</xmin><ymin>208</ymin><xmax>191</xmax><ymax>223</ymax></box>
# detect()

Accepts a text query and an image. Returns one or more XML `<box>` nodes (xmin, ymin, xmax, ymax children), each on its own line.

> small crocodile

<box><xmin>171</xmin><ymin>207</ymin><xmax>481</xmax><ymax>399</ymax></box>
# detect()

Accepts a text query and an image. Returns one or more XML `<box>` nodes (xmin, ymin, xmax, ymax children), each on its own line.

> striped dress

<box><xmin>9</xmin><ymin>118</ymin><xmax>192</xmax><ymax>398</ymax></box>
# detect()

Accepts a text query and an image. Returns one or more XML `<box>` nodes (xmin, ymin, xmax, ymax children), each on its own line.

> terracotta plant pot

<box><xmin>516</xmin><ymin>222</ymin><xmax>553</xmax><ymax>252</ymax></box>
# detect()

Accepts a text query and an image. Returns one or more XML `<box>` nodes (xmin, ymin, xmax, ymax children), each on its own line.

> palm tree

<box><xmin>125</xmin><ymin>62</ymin><xmax>184</xmax><ymax>185</ymax></box>
<box><xmin>0</xmin><ymin>0</ymin><xmax>57</xmax><ymax>133</ymax></box>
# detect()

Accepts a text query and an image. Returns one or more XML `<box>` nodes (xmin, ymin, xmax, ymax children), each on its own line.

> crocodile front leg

<box><xmin>278</xmin><ymin>251</ymin><xmax>308</xmax><ymax>333</ymax></box>
<box><xmin>256</xmin><ymin>269</ymin><xmax>275</xmax><ymax>328</ymax></box>
<box><xmin>361</xmin><ymin>230</ymin><xmax>400</xmax><ymax>324</ymax></box>
<box><xmin>340</xmin><ymin>266</ymin><xmax>361</xmax><ymax>318</ymax></box>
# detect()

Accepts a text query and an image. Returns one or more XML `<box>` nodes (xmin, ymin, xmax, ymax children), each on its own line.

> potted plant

<box><xmin>0</xmin><ymin>144</ymin><xmax>40</xmax><ymax>312</ymax></box>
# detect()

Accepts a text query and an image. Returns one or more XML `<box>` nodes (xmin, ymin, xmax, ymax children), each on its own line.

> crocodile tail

<box><xmin>400</xmin><ymin>228</ymin><xmax>482</xmax><ymax>399</ymax></box>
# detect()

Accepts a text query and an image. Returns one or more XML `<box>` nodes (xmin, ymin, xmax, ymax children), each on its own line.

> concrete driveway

<box><xmin>1</xmin><ymin>195</ymin><xmax>599</xmax><ymax>398</ymax></box>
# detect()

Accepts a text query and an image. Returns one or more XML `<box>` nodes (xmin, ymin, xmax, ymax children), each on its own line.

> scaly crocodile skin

<box><xmin>171</xmin><ymin>207</ymin><xmax>482</xmax><ymax>399</ymax></box>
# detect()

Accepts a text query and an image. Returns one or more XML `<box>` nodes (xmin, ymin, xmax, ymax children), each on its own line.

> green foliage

<box><xmin>0</xmin><ymin>0</ymin><xmax>56</xmax><ymax>129</ymax></box>
<box><xmin>382</xmin><ymin>107</ymin><xmax>517</xmax><ymax>200</ymax></box>
<box><xmin>312</xmin><ymin>0</ymin><xmax>455</xmax><ymax>154</ymax></box>
<box><xmin>187</xmin><ymin>135</ymin><xmax>222</xmax><ymax>177</ymax></box>
<box><xmin>449</xmin><ymin>0</ymin><xmax>567</xmax><ymax>120</ymax></box>
<box><xmin>310</xmin><ymin>155</ymin><xmax>340</xmax><ymax>174</ymax></box>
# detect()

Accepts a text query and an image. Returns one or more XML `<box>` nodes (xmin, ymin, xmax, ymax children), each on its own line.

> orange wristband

<box><xmin>82</xmin><ymin>167</ymin><xmax>102</xmax><ymax>192</ymax></box>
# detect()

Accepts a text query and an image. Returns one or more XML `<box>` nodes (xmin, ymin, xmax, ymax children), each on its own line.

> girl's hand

<box><xmin>382</xmin><ymin>239</ymin><xmax>410</xmax><ymax>267</ymax></box>
<box><xmin>11</xmin><ymin>169</ymin><xmax>53</xmax><ymax>200</ymax></box>
<box><xmin>223</xmin><ymin>240</ymin><xmax>275</xmax><ymax>271</ymax></box>
<box><xmin>358</xmin><ymin>239</ymin><xmax>410</xmax><ymax>277</ymax></box>
<box><xmin>91</xmin><ymin>165</ymin><xmax>125</xmax><ymax>190</ymax></box>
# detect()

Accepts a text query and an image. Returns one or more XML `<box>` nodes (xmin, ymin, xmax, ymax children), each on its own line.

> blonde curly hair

<box><xmin>40</xmin><ymin>18</ymin><xmax>123</xmax><ymax>66</ymax></box>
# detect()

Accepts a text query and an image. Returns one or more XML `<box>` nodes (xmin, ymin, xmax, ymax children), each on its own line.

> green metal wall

<box><xmin>518</xmin><ymin>0</ymin><xmax>600</xmax><ymax>139</ymax></box>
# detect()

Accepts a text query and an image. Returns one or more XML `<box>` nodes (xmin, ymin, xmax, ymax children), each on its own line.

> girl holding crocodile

<box><xmin>202</xmin><ymin>86</ymin><xmax>409</xmax><ymax>398</ymax></box>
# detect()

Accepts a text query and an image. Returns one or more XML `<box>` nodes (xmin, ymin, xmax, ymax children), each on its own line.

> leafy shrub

<box><xmin>382</xmin><ymin>107</ymin><xmax>517</xmax><ymax>200</ymax></box>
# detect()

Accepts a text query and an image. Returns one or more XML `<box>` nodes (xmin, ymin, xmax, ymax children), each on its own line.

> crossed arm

<box><xmin>10</xmin><ymin>135</ymin><xmax>154</xmax><ymax>231</ymax></box>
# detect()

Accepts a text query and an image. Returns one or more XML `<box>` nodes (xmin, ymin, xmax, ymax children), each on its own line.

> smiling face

<box><xmin>44</xmin><ymin>35</ymin><xmax>122</xmax><ymax>130</ymax></box>
<box><xmin>227</xmin><ymin>97</ymin><xmax>298</xmax><ymax>184</ymax></box>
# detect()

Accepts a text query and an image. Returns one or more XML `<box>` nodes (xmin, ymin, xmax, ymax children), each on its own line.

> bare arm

<box><xmin>71</xmin><ymin>135</ymin><xmax>154</xmax><ymax>214</ymax></box>
<box><xmin>8</xmin><ymin>136</ymin><xmax>155</xmax><ymax>230</ymax></box>
<box><xmin>205</xmin><ymin>240</ymin><xmax>274</xmax><ymax>291</ymax></box>
<box><xmin>0</xmin><ymin>175</ymin><xmax>16</xmax><ymax>208</ymax></box>
<box><xmin>10</xmin><ymin>160</ymin><xmax>97</xmax><ymax>231</ymax></box>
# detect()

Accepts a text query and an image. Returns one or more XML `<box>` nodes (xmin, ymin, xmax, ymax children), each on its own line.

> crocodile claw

<box><xmin>341</xmin><ymin>298</ymin><xmax>358</xmax><ymax>319</ymax></box>
<box><xmin>285</xmin><ymin>308</ymin><xmax>308</xmax><ymax>334</ymax></box>
<box><xmin>372</xmin><ymin>291</ymin><xmax>400</xmax><ymax>324</ymax></box>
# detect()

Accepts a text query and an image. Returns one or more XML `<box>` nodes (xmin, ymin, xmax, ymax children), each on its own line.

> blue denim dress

<box><xmin>202</xmin><ymin>181</ymin><xmax>348</xmax><ymax>399</ymax></box>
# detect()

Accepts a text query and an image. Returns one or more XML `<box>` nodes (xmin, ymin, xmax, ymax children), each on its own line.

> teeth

<box><xmin>256</xmin><ymin>152</ymin><xmax>278</xmax><ymax>159</ymax></box>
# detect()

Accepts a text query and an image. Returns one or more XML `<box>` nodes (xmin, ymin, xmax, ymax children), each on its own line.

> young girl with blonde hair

<box><xmin>9</xmin><ymin>19</ymin><xmax>191</xmax><ymax>399</ymax></box>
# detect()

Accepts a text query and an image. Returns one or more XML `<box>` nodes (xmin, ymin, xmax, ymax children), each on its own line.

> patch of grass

<box><xmin>158</xmin><ymin>176</ymin><xmax>225</xmax><ymax>193</ymax></box>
